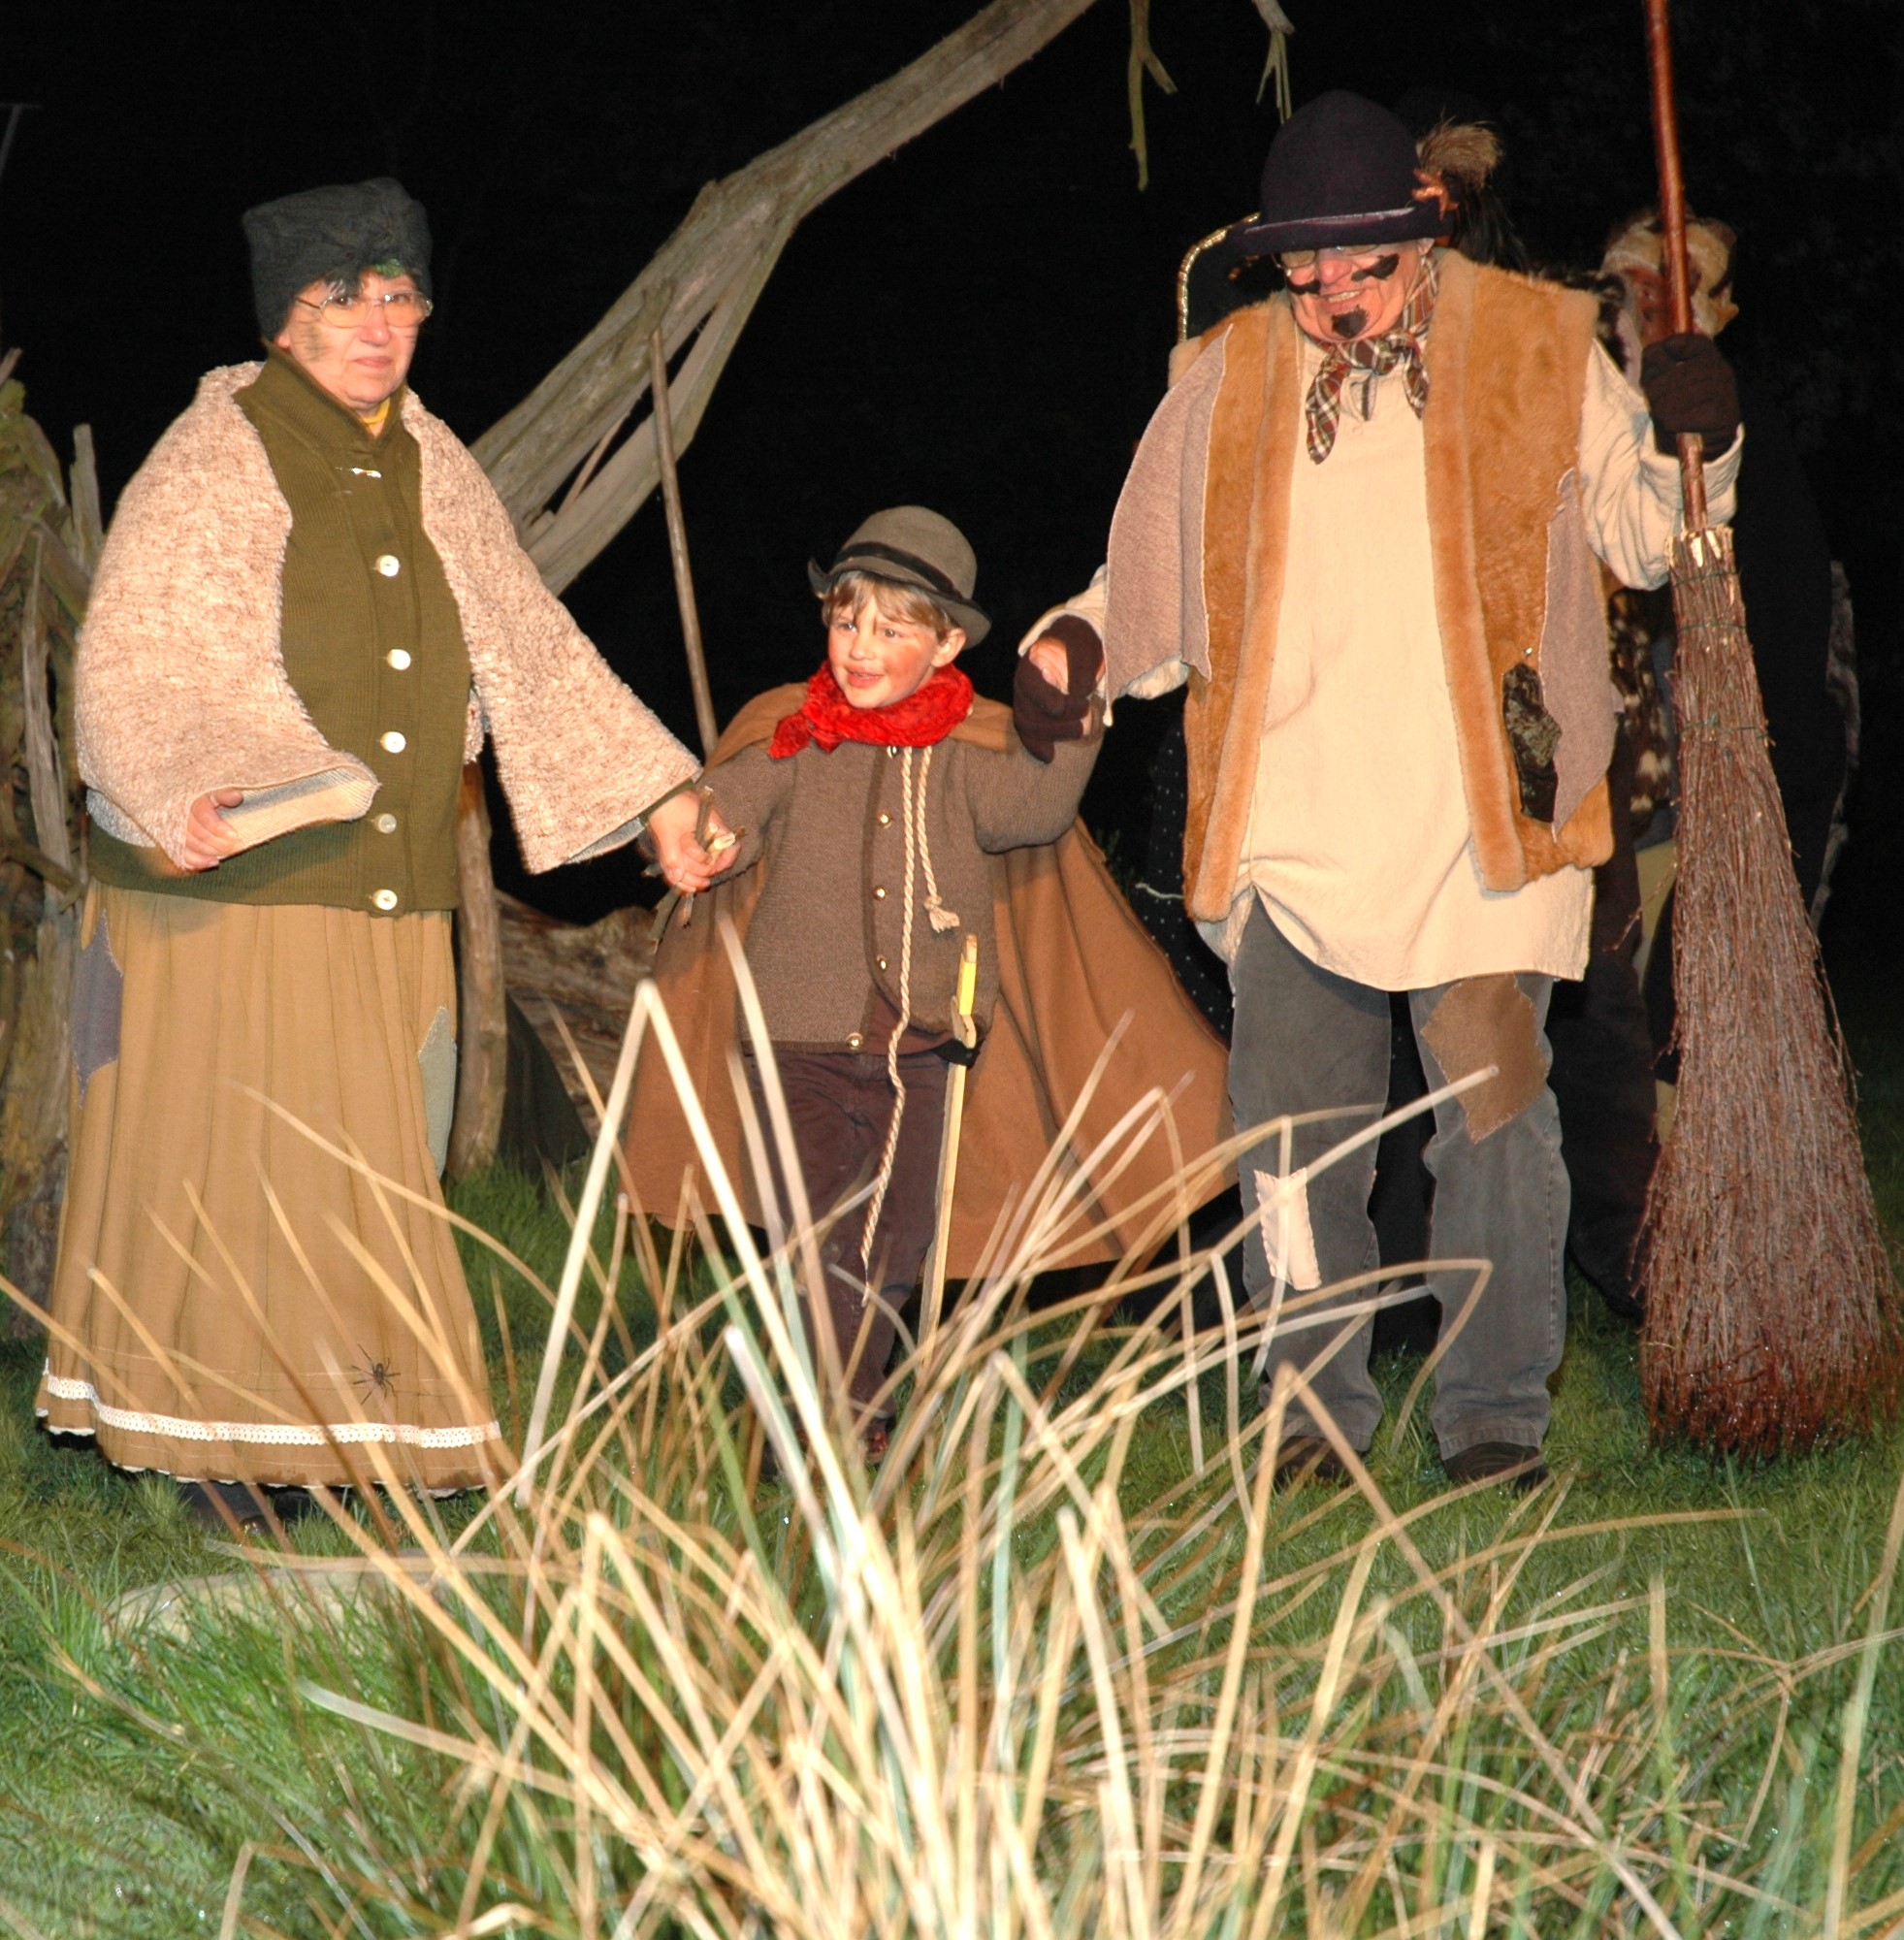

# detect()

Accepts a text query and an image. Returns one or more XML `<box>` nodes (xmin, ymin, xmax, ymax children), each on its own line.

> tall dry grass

<box><xmin>34</xmin><ymin>953</ymin><xmax>1904</xmax><ymax>1938</ymax></box>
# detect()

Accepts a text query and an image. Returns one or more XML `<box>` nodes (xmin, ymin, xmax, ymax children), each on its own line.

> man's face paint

<box><xmin>1283</xmin><ymin>242</ymin><xmax>1427</xmax><ymax>345</ymax></box>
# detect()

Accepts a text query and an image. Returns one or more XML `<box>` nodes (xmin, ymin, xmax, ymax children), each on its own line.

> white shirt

<box><xmin>1033</xmin><ymin>336</ymin><xmax>1742</xmax><ymax>992</ymax></box>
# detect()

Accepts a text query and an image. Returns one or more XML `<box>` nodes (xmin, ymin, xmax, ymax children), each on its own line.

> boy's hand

<box><xmin>647</xmin><ymin>789</ymin><xmax>725</xmax><ymax>894</ymax></box>
<box><xmin>1026</xmin><ymin>637</ymin><xmax>1070</xmax><ymax>688</ymax></box>
<box><xmin>1015</xmin><ymin>616</ymin><xmax>1104</xmax><ymax>762</ymax></box>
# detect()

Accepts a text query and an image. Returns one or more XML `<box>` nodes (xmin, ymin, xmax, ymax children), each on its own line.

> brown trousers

<box><xmin>746</xmin><ymin>1048</ymin><xmax>950</xmax><ymax>1417</ymax></box>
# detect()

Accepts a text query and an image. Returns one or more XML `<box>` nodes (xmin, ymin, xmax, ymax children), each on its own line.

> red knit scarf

<box><xmin>768</xmin><ymin>663</ymin><xmax>974</xmax><ymax>760</ymax></box>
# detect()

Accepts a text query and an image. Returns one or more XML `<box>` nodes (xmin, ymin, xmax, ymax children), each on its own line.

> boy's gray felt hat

<box><xmin>808</xmin><ymin>505</ymin><xmax>990</xmax><ymax>646</ymax></box>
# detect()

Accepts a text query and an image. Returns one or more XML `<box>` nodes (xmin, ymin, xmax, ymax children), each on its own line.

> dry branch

<box><xmin>448</xmin><ymin>763</ymin><xmax>508</xmax><ymax>1180</ymax></box>
<box><xmin>472</xmin><ymin>0</ymin><xmax>1098</xmax><ymax>595</ymax></box>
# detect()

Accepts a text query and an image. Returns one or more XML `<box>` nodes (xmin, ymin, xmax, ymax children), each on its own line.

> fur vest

<box><xmin>78</xmin><ymin>365</ymin><xmax>697</xmax><ymax>872</ymax></box>
<box><xmin>1106</xmin><ymin>253</ymin><xmax>1615</xmax><ymax>923</ymax></box>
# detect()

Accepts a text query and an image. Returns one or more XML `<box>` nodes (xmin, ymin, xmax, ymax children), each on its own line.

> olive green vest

<box><xmin>90</xmin><ymin>348</ymin><xmax>474</xmax><ymax>912</ymax></box>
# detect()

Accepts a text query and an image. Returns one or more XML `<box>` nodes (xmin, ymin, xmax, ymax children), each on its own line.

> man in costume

<box><xmin>38</xmin><ymin>178</ymin><xmax>720</xmax><ymax>1523</ymax></box>
<box><xmin>1029</xmin><ymin>92</ymin><xmax>1742</xmax><ymax>1489</ymax></box>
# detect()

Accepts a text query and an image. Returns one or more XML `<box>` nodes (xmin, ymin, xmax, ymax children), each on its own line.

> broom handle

<box><xmin>1643</xmin><ymin>0</ymin><xmax>1709</xmax><ymax>529</ymax></box>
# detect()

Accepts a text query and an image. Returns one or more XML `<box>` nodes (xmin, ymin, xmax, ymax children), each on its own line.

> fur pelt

<box><xmin>78</xmin><ymin>365</ymin><xmax>697</xmax><ymax>871</ymax></box>
<box><xmin>1145</xmin><ymin>254</ymin><xmax>1611</xmax><ymax>920</ymax></box>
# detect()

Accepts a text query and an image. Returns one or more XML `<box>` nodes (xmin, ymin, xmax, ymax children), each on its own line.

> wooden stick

<box><xmin>448</xmin><ymin>762</ymin><xmax>508</xmax><ymax>1179</ymax></box>
<box><xmin>0</xmin><ymin>829</ymin><xmax>77</xmax><ymax>897</ymax></box>
<box><xmin>649</xmin><ymin>326</ymin><xmax>719</xmax><ymax>760</ymax></box>
<box><xmin>920</xmin><ymin>933</ymin><xmax>980</xmax><ymax>1348</ymax></box>
<box><xmin>1643</xmin><ymin>0</ymin><xmax>1708</xmax><ymax>530</ymax></box>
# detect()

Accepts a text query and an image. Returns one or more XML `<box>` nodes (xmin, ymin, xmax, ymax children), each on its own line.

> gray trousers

<box><xmin>1230</xmin><ymin>902</ymin><xmax>1566</xmax><ymax>1459</ymax></box>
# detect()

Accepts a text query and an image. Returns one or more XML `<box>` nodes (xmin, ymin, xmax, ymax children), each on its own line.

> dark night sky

<box><xmin>5</xmin><ymin>0</ymin><xmax>1900</xmax><ymax>945</ymax></box>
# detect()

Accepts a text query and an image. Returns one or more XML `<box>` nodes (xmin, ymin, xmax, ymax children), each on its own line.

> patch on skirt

<box><xmin>419</xmin><ymin>1004</ymin><xmax>456</xmax><ymax>1175</ymax></box>
<box><xmin>72</xmin><ymin>904</ymin><xmax>123</xmax><ymax>1104</ymax></box>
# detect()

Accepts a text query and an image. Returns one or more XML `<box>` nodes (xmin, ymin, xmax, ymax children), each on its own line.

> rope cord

<box><xmin>919</xmin><ymin>743</ymin><xmax>960</xmax><ymax>934</ymax></box>
<box><xmin>859</xmin><ymin>746</ymin><xmax>923</xmax><ymax>1272</ymax></box>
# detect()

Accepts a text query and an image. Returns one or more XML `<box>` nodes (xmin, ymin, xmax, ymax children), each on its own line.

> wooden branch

<box><xmin>1644</xmin><ymin>0</ymin><xmax>1708</xmax><ymax>530</ymax></box>
<box><xmin>448</xmin><ymin>763</ymin><xmax>508</xmax><ymax>1180</ymax></box>
<box><xmin>650</xmin><ymin>327</ymin><xmax>719</xmax><ymax>758</ymax></box>
<box><xmin>0</xmin><ymin>828</ymin><xmax>77</xmax><ymax>895</ymax></box>
<box><xmin>19</xmin><ymin>537</ymin><xmax>75</xmax><ymax>878</ymax></box>
<box><xmin>69</xmin><ymin>425</ymin><xmax>103</xmax><ymax>576</ymax></box>
<box><xmin>473</xmin><ymin>0</ymin><xmax>1098</xmax><ymax>594</ymax></box>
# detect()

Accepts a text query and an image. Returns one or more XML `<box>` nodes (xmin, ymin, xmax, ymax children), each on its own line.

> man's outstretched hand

<box><xmin>1015</xmin><ymin>616</ymin><xmax>1104</xmax><ymax>763</ymax></box>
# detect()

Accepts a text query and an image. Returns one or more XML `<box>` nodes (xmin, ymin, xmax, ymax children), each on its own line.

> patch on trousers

<box><xmin>1252</xmin><ymin>1167</ymin><xmax>1321</xmax><ymax>1291</ymax></box>
<box><xmin>1418</xmin><ymin>973</ymin><xmax>1542</xmax><ymax>1144</ymax></box>
<box><xmin>418</xmin><ymin>1005</ymin><xmax>457</xmax><ymax>1176</ymax></box>
<box><xmin>71</xmin><ymin>905</ymin><xmax>123</xmax><ymax>1106</ymax></box>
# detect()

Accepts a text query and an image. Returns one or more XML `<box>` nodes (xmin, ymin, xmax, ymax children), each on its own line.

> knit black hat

<box><xmin>242</xmin><ymin>178</ymin><xmax>433</xmax><ymax>338</ymax></box>
<box><xmin>1229</xmin><ymin>91</ymin><xmax>1444</xmax><ymax>257</ymax></box>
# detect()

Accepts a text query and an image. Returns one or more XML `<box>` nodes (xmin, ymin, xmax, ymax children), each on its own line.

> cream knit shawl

<box><xmin>79</xmin><ymin>364</ymin><xmax>697</xmax><ymax>872</ymax></box>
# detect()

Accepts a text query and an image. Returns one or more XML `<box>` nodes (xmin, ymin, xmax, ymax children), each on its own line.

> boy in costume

<box><xmin>624</xmin><ymin>508</ymin><xmax>1232</xmax><ymax>1449</ymax></box>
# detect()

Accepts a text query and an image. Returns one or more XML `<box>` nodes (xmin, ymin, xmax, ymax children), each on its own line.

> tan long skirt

<box><xmin>36</xmin><ymin>886</ymin><xmax>507</xmax><ymax>1492</ymax></box>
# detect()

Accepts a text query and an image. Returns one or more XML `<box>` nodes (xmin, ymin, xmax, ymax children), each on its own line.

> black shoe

<box><xmin>1271</xmin><ymin>1436</ymin><xmax>1352</xmax><ymax>1491</ymax></box>
<box><xmin>1569</xmin><ymin>1248</ymin><xmax>1645</xmax><ymax>1325</ymax></box>
<box><xmin>177</xmin><ymin>1478</ymin><xmax>274</xmax><ymax>1528</ymax></box>
<box><xmin>1441</xmin><ymin>1441</ymin><xmax>1550</xmax><ymax>1493</ymax></box>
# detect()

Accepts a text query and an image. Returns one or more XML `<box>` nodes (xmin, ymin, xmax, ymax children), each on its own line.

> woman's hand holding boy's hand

<box><xmin>647</xmin><ymin>789</ymin><xmax>734</xmax><ymax>894</ymax></box>
<box><xmin>1015</xmin><ymin>616</ymin><xmax>1105</xmax><ymax>762</ymax></box>
<box><xmin>179</xmin><ymin>789</ymin><xmax>246</xmax><ymax>871</ymax></box>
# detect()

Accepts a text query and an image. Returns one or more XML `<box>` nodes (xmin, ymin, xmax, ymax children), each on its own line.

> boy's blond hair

<box><xmin>819</xmin><ymin>570</ymin><xmax>958</xmax><ymax>642</ymax></box>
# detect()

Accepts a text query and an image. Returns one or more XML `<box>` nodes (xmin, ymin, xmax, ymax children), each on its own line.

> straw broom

<box><xmin>1635</xmin><ymin>0</ymin><xmax>1901</xmax><ymax>1454</ymax></box>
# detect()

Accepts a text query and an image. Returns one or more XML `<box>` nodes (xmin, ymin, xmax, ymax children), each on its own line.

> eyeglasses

<box><xmin>295</xmin><ymin>287</ymin><xmax>436</xmax><ymax>330</ymax></box>
<box><xmin>1276</xmin><ymin>244</ymin><xmax>1397</xmax><ymax>274</ymax></box>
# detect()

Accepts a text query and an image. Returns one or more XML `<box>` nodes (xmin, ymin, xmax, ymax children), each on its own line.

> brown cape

<box><xmin>622</xmin><ymin>686</ymin><xmax>1234</xmax><ymax>1276</ymax></box>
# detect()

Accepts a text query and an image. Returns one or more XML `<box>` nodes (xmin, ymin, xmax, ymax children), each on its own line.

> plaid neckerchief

<box><xmin>1303</xmin><ymin>259</ymin><xmax>1438</xmax><ymax>464</ymax></box>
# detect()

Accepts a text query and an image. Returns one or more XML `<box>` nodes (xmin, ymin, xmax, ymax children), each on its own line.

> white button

<box><xmin>877</xmin><ymin>811</ymin><xmax>891</xmax><ymax>826</ymax></box>
<box><xmin>387</xmin><ymin>648</ymin><xmax>412</xmax><ymax>670</ymax></box>
<box><xmin>380</xmin><ymin>729</ymin><xmax>406</xmax><ymax>754</ymax></box>
<box><xmin>375</xmin><ymin>554</ymin><xmax>401</xmax><ymax>577</ymax></box>
<box><xmin>876</xmin><ymin>955</ymin><xmax>887</xmax><ymax>972</ymax></box>
<box><xmin>846</xmin><ymin>1032</ymin><xmax>863</xmax><ymax>1050</ymax></box>
<box><xmin>371</xmin><ymin>889</ymin><xmax>399</xmax><ymax>911</ymax></box>
<box><xmin>374</xmin><ymin>813</ymin><xmax>398</xmax><ymax>834</ymax></box>
<box><xmin>887</xmin><ymin>746</ymin><xmax>897</xmax><ymax>759</ymax></box>
<box><xmin>873</xmin><ymin>886</ymin><xmax>887</xmax><ymax>900</ymax></box>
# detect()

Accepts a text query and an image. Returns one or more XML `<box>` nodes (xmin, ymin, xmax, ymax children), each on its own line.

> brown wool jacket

<box><xmin>1105</xmin><ymin>252</ymin><xmax>1617</xmax><ymax>923</ymax></box>
<box><xmin>78</xmin><ymin>364</ymin><xmax>697</xmax><ymax>874</ymax></box>
<box><xmin>623</xmin><ymin>689</ymin><xmax>1235</xmax><ymax>1277</ymax></box>
<box><xmin>697</xmin><ymin>684</ymin><xmax>1103</xmax><ymax>1048</ymax></box>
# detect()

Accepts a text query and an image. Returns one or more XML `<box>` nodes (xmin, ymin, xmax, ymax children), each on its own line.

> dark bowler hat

<box><xmin>242</xmin><ymin>178</ymin><xmax>433</xmax><ymax>338</ymax></box>
<box><xmin>808</xmin><ymin>505</ymin><xmax>991</xmax><ymax>646</ymax></box>
<box><xmin>1229</xmin><ymin>90</ymin><xmax>1445</xmax><ymax>257</ymax></box>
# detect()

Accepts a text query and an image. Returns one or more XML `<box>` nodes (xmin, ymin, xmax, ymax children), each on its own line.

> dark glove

<box><xmin>1640</xmin><ymin>333</ymin><xmax>1740</xmax><ymax>455</ymax></box>
<box><xmin>1013</xmin><ymin>615</ymin><xmax>1105</xmax><ymax>762</ymax></box>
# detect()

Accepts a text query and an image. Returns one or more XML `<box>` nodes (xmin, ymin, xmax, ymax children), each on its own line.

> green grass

<box><xmin>1</xmin><ymin>990</ymin><xmax>1902</xmax><ymax>1933</ymax></box>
